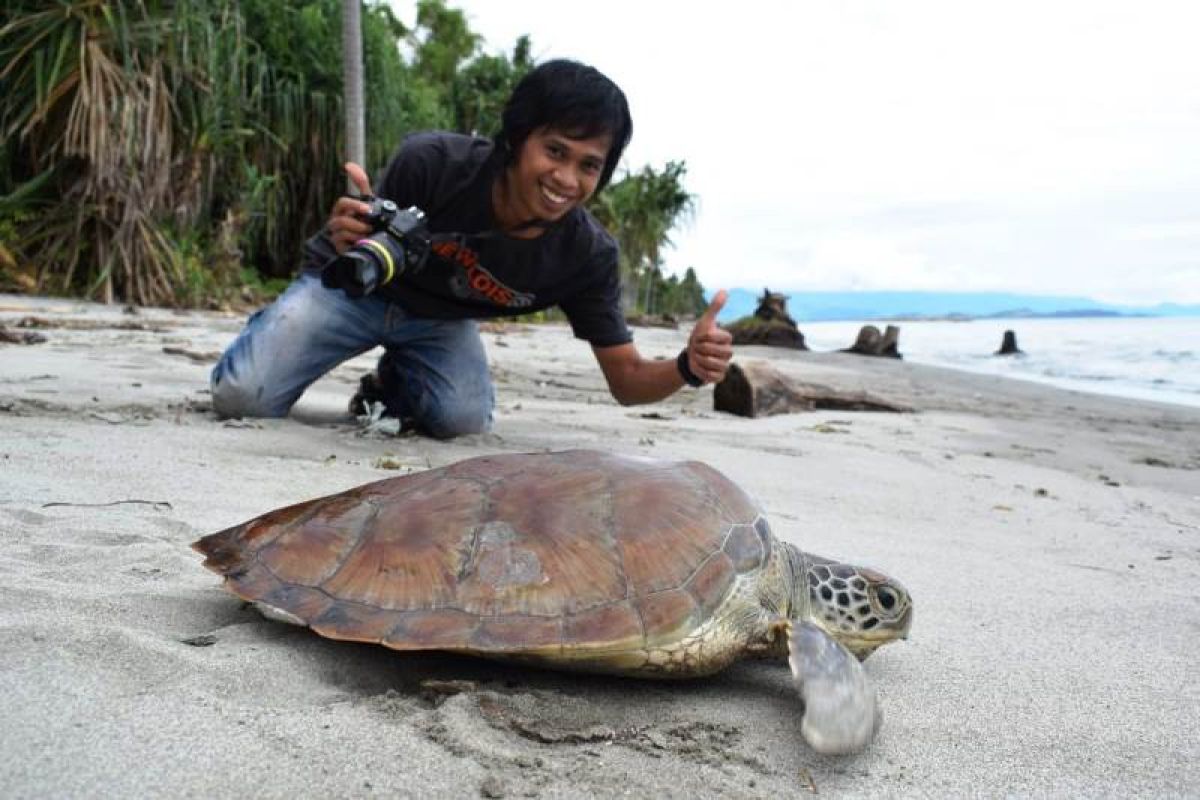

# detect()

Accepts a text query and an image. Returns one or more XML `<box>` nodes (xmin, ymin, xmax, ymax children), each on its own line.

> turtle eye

<box><xmin>876</xmin><ymin>587</ymin><xmax>897</xmax><ymax>611</ymax></box>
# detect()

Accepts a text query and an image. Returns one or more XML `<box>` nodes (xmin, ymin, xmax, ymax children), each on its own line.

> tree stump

<box><xmin>713</xmin><ymin>361</ymin><xmax>912</xmax><ymax>418</ymax></box>
<box><xmin>754</xmin><ymin>288</ymin><xmax>797</xmax><ymax>327</ymax></box>
<box><xmin>724</xmin><ymin>288</ymin><xmax>808</xmax><ymax>349</ymax></box>
<box><xmin>842</xmin><ymin>324</ymin><xmax>902</xmax><ymax>358</ymax></box>
<box><xmin>995</xmin><ymin>329</ymin><xmax>1023</xmax><ymax>356</ymax></box>
<box><xmin>724</xmin><ymin>318</ymin><xmax>808</xmax><ymax>349</ymax></box>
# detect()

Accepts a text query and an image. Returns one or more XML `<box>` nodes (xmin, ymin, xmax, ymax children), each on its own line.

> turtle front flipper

<box><xmin>788</xmin><ymin>620</ymin><xmax>880</xmax><ymax>755</ymax></box>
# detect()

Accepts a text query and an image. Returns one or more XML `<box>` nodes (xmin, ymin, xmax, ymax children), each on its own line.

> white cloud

<box><xmin>390</xmin><ymin>0</ymin><xmax>1200</xmax><ymax>304</ymax></box>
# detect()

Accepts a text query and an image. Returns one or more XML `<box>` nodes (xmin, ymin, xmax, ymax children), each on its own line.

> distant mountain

<box><xmin>711</xmin><ymin>289</ymin><xmax>1200</xmax><ymax>323</ymax></box>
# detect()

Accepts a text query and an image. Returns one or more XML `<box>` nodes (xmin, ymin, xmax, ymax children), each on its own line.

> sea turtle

<box><xmin>194</xmin><ymin>450</ymin><xmax>912</xmax><ymax>754</ymax></box>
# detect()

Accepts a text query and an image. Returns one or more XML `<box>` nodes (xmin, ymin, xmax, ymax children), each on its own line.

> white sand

<box><xmin>1</xmin><ymin>293</ymin><xmax>1197</xmax><ymax>798</ymax></box>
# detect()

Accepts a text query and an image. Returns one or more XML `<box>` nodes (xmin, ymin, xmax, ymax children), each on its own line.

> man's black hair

<box><xmin>496</xmin><ymin>59</ymin><xmax>633</xmax><ymax>193</ymax></box>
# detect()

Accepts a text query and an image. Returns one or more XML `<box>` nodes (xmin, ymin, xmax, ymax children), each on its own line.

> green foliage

<box><xmin>0</xmin><ymin>0</ymin><xmax>700</xmax><ymax>310</ymax></box>
<box><xmin>361</xmin><ymin>2</ymin><xmax>447</xmax><ymax>170</ymax></box>
<box><xmin>410</xmin><ymin>0</ymin><xmax>479</xmax><ymax>86</ymax></box>
<box><xmin>0</xmin><ymin>208</ymin><xmax>34</xmax><ymax>291</ymax></box>
<box><xmin>238</xmin><ymin>1</ymin><xmax>341</xmax><ymax>90</ymax></box>
<box><xmin>653</xmin><ymin>267</ymin><xmax>709</xmax><ymax>318</ymax></box>
<box><xmin>451</xmin><ymin>35</ymin><xmax>533</xmax><ymax>136</ymax></box>
<box><xmin>590</xmin><ymin>161</ymin><xmax>696</xmax><ymax>315</ymax></box>
<box><xmin>1</xmin><ymin>0</ymin><xmax>186</xmax><ymax>303</ymax></box>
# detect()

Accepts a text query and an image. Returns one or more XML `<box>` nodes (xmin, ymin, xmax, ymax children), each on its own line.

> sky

<box><xmin>388</xmin><ymin>1</ymin><xmax>1200</xmax><ymax>306</ymax></box>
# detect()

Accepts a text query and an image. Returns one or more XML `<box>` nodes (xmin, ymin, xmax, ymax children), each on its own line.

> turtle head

<box><xmin>798</xmin><ymin>554</ymin><xmax>912</xmax><ymax>660</ymax></box>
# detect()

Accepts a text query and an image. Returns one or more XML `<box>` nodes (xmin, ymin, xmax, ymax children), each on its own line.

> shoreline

<box><xmin>898</xmin><ymin>358</ymin><xmax>1200</xmax><ymax>411</ymax></box>
<box><xmin>5</xmin><ymin>292</ymin><xmax>1198</xmax><ymax>412</ymax></box>
<box><xmin>1</xmin><ymin>293</ymin><xmax>1198</xmax><ymax>797</ymax></box>
<box><xmin>795</xmin><ymin>315</ymin><xmax>1200</xmax><ymax>412</ymax></box>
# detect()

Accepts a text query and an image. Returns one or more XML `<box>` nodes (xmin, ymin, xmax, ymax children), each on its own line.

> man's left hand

<box><xmin>686</xmin><ymin>290</ymin><xmax>734</xmax><ymax>384</ymax></box>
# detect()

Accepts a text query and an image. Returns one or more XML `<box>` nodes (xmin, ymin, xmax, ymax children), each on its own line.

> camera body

<box><xmin>321</xmin><ymin>198</ymin><xmax>431</xmax><ymax>298</ymax></box>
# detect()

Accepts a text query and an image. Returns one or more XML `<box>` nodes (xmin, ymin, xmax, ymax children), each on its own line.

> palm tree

<box><xmin>0</xmin><ymin>0</ymin><xmax>361</xmax><ymax>302</ymax></box>
<box><xmin>1</xmin><ymin>1</ymin><xmax>183</xmax><ymax>303</ymax></box>
<box><xmin>590</xmin><ymin>161</ymin><xmax>695</xmax><ymax>314</ymax></box>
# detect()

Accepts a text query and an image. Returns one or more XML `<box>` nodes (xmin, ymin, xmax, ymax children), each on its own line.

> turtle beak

<box><xmin>897</xmin><ymin>604</ymin><xmax>913</xmax><ymax>640</ymax></box>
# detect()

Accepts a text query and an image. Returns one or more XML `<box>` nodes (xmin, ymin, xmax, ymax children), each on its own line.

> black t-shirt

<box><xmin>302</xmin><ymin>132</ymin><xmax>631</xmax><ymax>348</ymax></box>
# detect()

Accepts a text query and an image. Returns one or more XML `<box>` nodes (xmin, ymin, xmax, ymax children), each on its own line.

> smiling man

<box><xmin>210</xmin><ymin>59</ymin><xmax>733</xmax><ymax>438</ymax></box>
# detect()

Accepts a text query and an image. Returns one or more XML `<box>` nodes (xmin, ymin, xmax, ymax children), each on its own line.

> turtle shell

<box><xmin>194</xmin><ymin>450</ymin><xmax>772</xmax><ymax>657</ymax></box>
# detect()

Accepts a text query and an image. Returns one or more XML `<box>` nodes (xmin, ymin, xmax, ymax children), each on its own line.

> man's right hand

<box><xmin>327</xmin><ymin>163</ymin><xmax>375</xmax><ymax>254</ymax></box>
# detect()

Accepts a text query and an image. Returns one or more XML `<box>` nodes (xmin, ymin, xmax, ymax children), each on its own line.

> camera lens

<box><xmin>321</xmin><ymin>232</ymin><xmax>406</xmax><ymax>297</ymax></box>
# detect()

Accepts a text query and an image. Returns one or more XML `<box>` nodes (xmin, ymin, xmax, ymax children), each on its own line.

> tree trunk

<box><xmin>619</xmin><ymin>266</ymin><xmax>638</xmax><ymax>313</ymax></box>
<box><xmin>341</xmin><ymin>0</ymin><xmax>366</xmax><ymax>185</ymax></box>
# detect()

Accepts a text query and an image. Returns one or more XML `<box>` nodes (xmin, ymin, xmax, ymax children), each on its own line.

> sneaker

<box><xmin>349</xmin><ymin>371</ymin><xmax>386</xmax><ymax>417</ymax></box>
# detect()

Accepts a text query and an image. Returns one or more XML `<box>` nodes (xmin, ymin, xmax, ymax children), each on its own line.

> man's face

<box><xmin>502</xmin><ymin>127</ymin><xmax>611</xmax><ymax>225</ymax></box>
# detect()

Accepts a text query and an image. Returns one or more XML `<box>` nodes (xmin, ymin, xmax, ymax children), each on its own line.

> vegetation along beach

<box><xmin>2</xmin><ymin>1</ymin><xmax>1198</xmax><ymax>798</ymax></box>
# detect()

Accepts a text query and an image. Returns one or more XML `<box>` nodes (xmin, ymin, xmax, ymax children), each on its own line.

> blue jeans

<box><xmin>210</xmin><ymin>273</ymin><xmax>494</xmax><ymax>438</ymax></box>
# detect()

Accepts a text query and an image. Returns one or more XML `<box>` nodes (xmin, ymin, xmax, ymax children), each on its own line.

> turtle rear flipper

<box><xmin>788</xmin><ymin>621</ymin><xmax>880</xmax><ymax>755</ymax></box>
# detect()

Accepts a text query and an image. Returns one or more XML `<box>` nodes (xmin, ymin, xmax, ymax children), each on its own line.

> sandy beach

<box><xmin>1</xmin><ymin>293</ymin><xmax>1197</xmax><ymax>799</ymax></box>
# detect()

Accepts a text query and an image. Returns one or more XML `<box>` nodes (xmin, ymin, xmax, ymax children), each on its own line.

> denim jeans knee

<box><xmin>211</xmin><ymin>273</ymin><xmax>495</xmax><ymax>436</ymax></box>
<box><xmin>210</xmin><ymin>356</ymin><xmax>273</xmax><ymax>417</ymax></box>
<box><xmin>210</xmin><ymin>274</ymin><xmax>388</xmax><ymax>418</ymax></box>
<box><xmin>210</xmin><ymin>307</ymin><xmax>290</xmax><ymax>417</ymax></box>
<box><xmin>416</xmin><ymin>386</ymin><xmax>494</xmax><ymax>438</ymax></box>
<box><xmin>377</xmin><ymin>313</ymin><xmax>494</xmax><ymax>438</ymax></box>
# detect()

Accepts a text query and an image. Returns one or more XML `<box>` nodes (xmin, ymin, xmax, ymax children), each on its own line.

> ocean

<box><xmin>798</xmin><ymin>316</ymin><xmax>1200</xmax><ymax>410</ymax></box>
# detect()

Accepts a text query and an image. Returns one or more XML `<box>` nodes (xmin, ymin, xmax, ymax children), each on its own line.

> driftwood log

<box><xmin>995</xmin><ymin>330</ymin><xmax>1023</xmax><ymax>355</ymax></box>
<box><xmin>0</xmin><ymin>324</ymin><xmax>46</xmax><ymax>345</ymax></box>
<box><xmin>713</xmin><ymin>361</ymin><xmax>912</xmax><ymax>418</ymax></box>
<box><xmin>842</xmin><ymin>324</ymin><xmax>902</xmax><ymax>358</ymax></box>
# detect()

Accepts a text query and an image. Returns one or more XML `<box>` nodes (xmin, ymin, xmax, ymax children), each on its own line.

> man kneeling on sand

<box><xmin>209</xmin><ymin>59</ymin><xmax>733</xmax><ymax>438</ymax></box>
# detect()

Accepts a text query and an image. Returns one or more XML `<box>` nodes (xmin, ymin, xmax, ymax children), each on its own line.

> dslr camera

<box><xmin>321</xmin><ymin>198</ymin><xmax>431</xmax><ymax>297</ymax></box>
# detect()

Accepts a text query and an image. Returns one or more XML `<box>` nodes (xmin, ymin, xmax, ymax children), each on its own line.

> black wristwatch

<box><xmin>676</xmin><ymin>348</ymin><xmax>704</xmax><ymax>387</ymax></box>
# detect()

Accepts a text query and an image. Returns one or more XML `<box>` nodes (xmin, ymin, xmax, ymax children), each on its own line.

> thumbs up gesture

<box><xmin>327</xmin><ymin>162</ymin><xmax>376</xmax><ymax>254</ymax></box>
<box><xmin>683</xmin><ymin>289</ymin><xmax>734</xmax><ymax>385</ymax></box>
